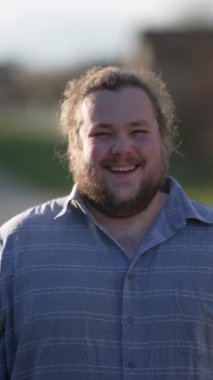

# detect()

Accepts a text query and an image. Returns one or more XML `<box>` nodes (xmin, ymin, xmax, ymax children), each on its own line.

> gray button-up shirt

<box><xmin>0</xmin><ymin>177</ymin><xmax>213</xmax><ymax>379</ymax></box>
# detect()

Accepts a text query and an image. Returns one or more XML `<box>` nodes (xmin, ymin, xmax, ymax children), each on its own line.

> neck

<box><xmin>86</xmin><ymin>191</ymin><xmax>168</xmax><ymax>259</ymax></box>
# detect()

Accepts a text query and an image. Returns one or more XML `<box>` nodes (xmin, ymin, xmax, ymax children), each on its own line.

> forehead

<box><xmin>79</xmin><ymin>86</ymin><xmax>156</xmax><ymax>125</ymax></box>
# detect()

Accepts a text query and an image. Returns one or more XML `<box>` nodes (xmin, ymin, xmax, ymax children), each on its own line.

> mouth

<box><xmin>108</xmin><ymin>165</ymin><xmax>138</xmax><ymax>174</ymax></box>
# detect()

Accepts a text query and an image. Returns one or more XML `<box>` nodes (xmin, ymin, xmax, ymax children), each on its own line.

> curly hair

<box><xmin>59</xmin><ymin>65</ymin><xmax>178</xmax><ymax>165</ymax></box>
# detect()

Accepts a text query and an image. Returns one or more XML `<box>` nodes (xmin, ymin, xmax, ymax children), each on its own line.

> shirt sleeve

<box><xmin>0</xmin><ymin>232</ymin><xmax>8</xmax><ymax>380</ymax></box>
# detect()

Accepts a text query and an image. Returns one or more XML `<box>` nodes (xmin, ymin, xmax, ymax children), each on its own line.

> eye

<box><xmin>91</xmin><ymin>131</ymin><xmax>112</xmax><ymax>139</ymax></box>
<box><xmin>95</xmin><ymin>132</ymin><xmax>110</xmax><ymax>136</ymax></box>
<box><xmin>131</xmin><ymin>129</ymin><xmax>148</xmax><ymax>135</ymax></box>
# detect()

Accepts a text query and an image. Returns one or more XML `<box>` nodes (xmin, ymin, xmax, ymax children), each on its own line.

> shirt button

<box><xmin>127</xmin><ymin>272</ymin><xmax>135</xmax><ymax>279</ymax></box>
<box><xmin>127</xmin><ymin>316</ymin><xmax>135</xmax><ymax>324</ymax></box>
<box><xmin>128</xmin><ymin>361</ymin><xmax>136</xmax><ymax>369</ymax></box>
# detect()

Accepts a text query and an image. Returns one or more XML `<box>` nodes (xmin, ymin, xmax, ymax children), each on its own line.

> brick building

<box><xmin>132</xmin><ymin>29</ymin><xmax>213</xmax><ymax>170</ymax></box>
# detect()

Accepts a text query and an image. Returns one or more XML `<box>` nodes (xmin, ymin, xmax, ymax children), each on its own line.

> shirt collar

<box><xmin>163</xmin><ymin>176</ymin><xmax>213</xmax><ymax>226</ymax></box>
<box><xmin>55</xmin><ymin>177</ymin><xmax>213</xmax><ymax>225</ymax></box>
<box><xmin>55</xmin><ymin>185</ymin><xmax>90</xmax><ymax>219</ymax></box>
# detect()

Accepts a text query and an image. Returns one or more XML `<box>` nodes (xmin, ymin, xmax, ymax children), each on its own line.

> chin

<box><xmin>114</xmin><ymin>195</ymin><xmax>135</xmax><ymax>203</ymax></box>
<box><xmin>110</xmin><ymin>189</ymin><xmax>139</xmax><ymax>202</ymax></box>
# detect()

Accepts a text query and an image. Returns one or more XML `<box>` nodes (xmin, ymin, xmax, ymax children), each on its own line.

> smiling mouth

<box><xmin>108</xmin><ymin>165</ymin><xmax>138</xmax><ymax>174</ymax></box>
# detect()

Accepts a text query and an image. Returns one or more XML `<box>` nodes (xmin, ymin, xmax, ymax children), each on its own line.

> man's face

<box><xmin>70</xmin><ymin>86</ymin><xmax>167</xmax><ymax>217</ymax></box>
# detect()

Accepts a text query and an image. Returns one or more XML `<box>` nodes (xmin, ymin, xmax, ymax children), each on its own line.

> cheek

<box><xmin>141</xmin><ymin>139</ymin><xmax>166</xmax><ymax>167</ymax></box>
<box><xmin>83</xmin><ymin>141</ymin><xmax>107</xmax><ymax>163</ymax></box>
<box><xmin>145</xmin><ymin>135</ymin><xmax>164</xmax><ymax>155</ymax></box>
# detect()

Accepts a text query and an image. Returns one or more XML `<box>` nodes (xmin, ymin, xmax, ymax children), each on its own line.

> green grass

<box><xmin>185</xmin><ymin>186</ymin><xmax>213</xmax><ymax>206</ymax></box>
<box><xmin>169</xmin><ymin>156</ymin><xmax>213</xmax><ymax>206</ymax></box>
<box><xmin>0</xmin><ymin>106</ymin><xmax>72</xmax><ymax>193</ymax></box>
<box><xmin>0</xmin><ymin>131</ymin><xmax>72</xmax><ymax>193</ymax></box>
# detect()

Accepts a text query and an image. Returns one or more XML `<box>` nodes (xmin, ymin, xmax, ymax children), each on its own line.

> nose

<box><xmin>111</xmin><ymin>135</ymin><xmax>133</xmax><ymax>156</ymax></box>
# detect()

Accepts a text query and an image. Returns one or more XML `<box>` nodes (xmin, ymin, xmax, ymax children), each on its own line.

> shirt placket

<box><xmin>121</xmin><ymin>261</ymin><xmax>139</xmax><ymax>379</ymax></box>
<box><xmin>120</xmin><ymin>233</ymin><xmax>175</xmax><ymax>379</ymax></box>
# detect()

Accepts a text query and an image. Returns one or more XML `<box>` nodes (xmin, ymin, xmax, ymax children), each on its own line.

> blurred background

<box><xmin>0</xmin><ymin>0</ymin><xmax>213</xmax><ymax>225</ymax></box>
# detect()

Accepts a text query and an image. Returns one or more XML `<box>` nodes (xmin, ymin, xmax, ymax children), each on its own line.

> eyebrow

<box><xmin>128</xmin><ymin>120</ymin><xmax>149</xmax><ymax>127</ymax></box>
<box><xmin>91</xmin><ymin>120</ymin><xmax>149</xmax><ymax>129</ymax></box>
<box><xmin>91</xmin><ymin>123</ymin><xmax>112</xmax><ymax>129</ymax></box>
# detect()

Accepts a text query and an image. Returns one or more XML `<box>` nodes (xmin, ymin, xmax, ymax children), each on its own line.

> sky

<box><xmin>1</xmin><ymin>0</ymin><xmax>213</xmax><ymax>70</ymax></box>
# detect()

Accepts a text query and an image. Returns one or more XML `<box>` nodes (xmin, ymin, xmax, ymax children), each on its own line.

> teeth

<box><xmin>110</xmin><ymin>166</ymin><xmax>136</xmax><ymax>172</ymax></box>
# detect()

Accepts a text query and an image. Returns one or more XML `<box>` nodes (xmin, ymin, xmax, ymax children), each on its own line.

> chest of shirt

<box><xmin>2</xmin><ymin>224</ymin><xmax>213</xmax><ymax>379</ymax></box>
<box><xmin>7</xmin><ymin>227</ymin><xmax>213</xmax><ymax>335</ymax></box>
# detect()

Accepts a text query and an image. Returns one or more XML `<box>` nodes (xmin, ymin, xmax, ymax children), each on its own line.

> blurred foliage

<box><xmin>0</xmin><ymin>130</ymin><xmax>72</xmax><ymax>193</ymax></box>
<box><xmin>185</xmin><ymin>186</ymin><xmax>213</xmax><ymax>206</ymax></box>
<box><xmin>0</xmin><ymin>107</ymin><xmax>72</xmax><ymax>193</ymax></box>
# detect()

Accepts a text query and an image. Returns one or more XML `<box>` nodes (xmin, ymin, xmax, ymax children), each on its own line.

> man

<box><xmin>0</xmin><ymin>66</ymin><xmax>213</xmax><ymax>379</ymax></box>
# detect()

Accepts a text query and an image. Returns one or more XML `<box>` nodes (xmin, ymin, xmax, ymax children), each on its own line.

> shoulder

<box><xmin>166</xmin><ymin>177</ymin><xmax>213</xmax><ymax>226</ymax></box>
<box><xmin>186</xmin><ymin>199</ymin><xmax>213</xmax><ymax>226</ymax></box>
<box><xmin>0</xmin><ymin>196</ymin><xmax>68</xmax><ymax>250</ymax></box>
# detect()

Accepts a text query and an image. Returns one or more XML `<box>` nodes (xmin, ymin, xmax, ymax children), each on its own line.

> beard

<box><xmin>70</xmin><ymin>151</ymin><xmax>167</xmax><ymax>218</ymax></box>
